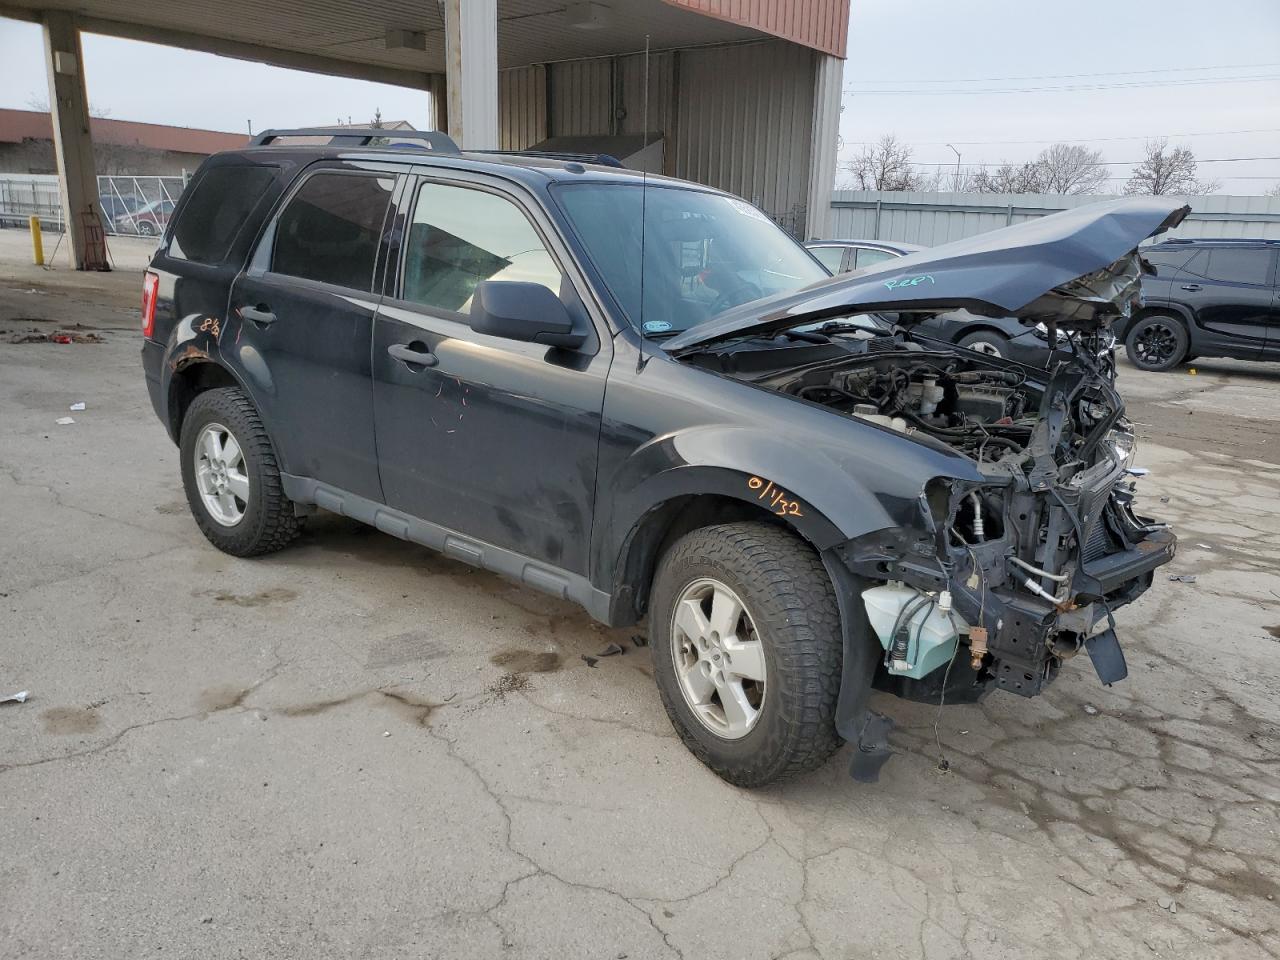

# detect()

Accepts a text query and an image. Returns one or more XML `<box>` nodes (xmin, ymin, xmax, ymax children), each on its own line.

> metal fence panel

<box><xmin>828</xmin><ymin>190</ymin><xmax>1280</xmax><ymax>245</ymax></box>
<box><xmin>0</xmin><ymin>173</ymin><xmax>188</xmax><ymax>236</ymax></box>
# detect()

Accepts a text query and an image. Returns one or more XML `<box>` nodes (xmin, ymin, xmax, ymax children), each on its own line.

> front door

<box><xmin>228</xmin><ymin>165</ymin><xmax>398</xmax><ymax>501</ymax></box>
<box><xmin>370</xmin><ymin>174</ymin><xmax>611</xmax><ymax>574</ymax></box>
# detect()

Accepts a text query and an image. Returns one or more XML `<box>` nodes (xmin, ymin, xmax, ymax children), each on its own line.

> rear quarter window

<box><xmin>169</xmin><ymin>165</ymin><xmax>277</xmax><ymax>264</ymax></box>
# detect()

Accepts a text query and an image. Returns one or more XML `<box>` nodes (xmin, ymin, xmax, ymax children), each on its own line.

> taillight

<box><xmin>141</xmin><ymin>271</ymin><xmax>159</xmax><ymax>337</ymax></box>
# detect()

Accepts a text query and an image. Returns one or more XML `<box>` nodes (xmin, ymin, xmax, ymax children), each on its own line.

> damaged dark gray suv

<box><xmin>141</xmin><ymin>128</ymin><xmax>1184</xmax><ymax>786</ymax></box>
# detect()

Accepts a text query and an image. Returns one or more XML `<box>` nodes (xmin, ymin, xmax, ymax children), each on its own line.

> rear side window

<box><xmin>854</xmin><ymin>247</ymin><xmax>896</xmax><ymax>269</ymax></box>
<box><xmin>169</xmin><ymin>165</ymin><xmax>276</xmax><ymax>263</ymax></box>
<box><xmin>271</xmin><ymin>172</ymin><xmax>394</xmax><ymax>291</ymax></box>
<box><xmin>400</xmin><ymin>182</ymin><xmax>562</xmax><ymax>313</ymax></box>
<box><xmin>1184</xmin><ymin>248</ymin><xmax>1271</xmax><ymax>286</ymax></box>
<box><xmin>809</xmin><ymin>246</ymin><xmax>844</xmax><ymax>273</ymax></box>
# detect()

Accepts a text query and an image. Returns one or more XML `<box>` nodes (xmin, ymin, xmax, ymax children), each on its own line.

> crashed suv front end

<box><xmin>829</xmin><ymin>351</ymin><xmax>1175</xmax><ymax>703</ymax></box>
<box><xmin>664</xmin><ymin>198</ymin><xmax>1190</xmax><ymax>769</ymax></box>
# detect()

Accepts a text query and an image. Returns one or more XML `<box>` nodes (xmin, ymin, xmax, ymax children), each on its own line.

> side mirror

<box><xmin>469</xmin><ymin>281</ymin><xmax>585</xmax><ymax>349</ymax></box>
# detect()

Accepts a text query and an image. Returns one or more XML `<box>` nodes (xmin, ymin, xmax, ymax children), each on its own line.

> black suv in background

<box><xmin>1123</xmin><ymin>238</ymin><xmax>1280</xmax><ymax>370</ymax></box>
<box><xmin>141</xmin><ymin>128</ymin><xmax>1183</xmax><ymax>786</ymax></box>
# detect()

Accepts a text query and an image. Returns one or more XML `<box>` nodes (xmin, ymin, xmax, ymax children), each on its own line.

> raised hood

<box><xmin>664</xmin><ymin>197</ymin><xmax>1189</xmax><ymax>353</ymax></box>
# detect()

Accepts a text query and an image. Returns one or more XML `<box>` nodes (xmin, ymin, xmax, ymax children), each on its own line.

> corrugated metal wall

<box><xmin>497</xmin><ymin>39</ymin><xmax>819</xmax><ymax>235</ymax></box>
<box><xmin>498</xmin><ymin>65</ymin><xmax>545</xmax><ymax>150</ymax></box>
<box><xmin>547</xmin><ymin>58</ymin><xmax>613</xmax><ymax>137</ymax></box>
<box><xmin>673</xmin><ymin>41</ymin><xmax>816</xmax><ymax>236</ymax></box>
<box><xmin>827</xmin><ymin>191</ymin><xmax>1280</xmax><ymax>245</ymax></box>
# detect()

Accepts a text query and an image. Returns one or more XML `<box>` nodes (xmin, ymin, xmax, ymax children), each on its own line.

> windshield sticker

<box><xmin>883</xmin><ymin>274</ymin><xmax>935</xmax><ymax>291</ymax></box>
<box><xmin>727</xmin><ymin>198</ymin><xmax>772</xmax><ymax>224</ymax></box>
<box><xmin>747</xmin><ymin>476</ymin><xmax>804</xmax><ymax>518</ymax></box>
<box><xmin>643</xmin><ymin>320</ymin><xmax>672</xmax><ymax>333</ymax></box>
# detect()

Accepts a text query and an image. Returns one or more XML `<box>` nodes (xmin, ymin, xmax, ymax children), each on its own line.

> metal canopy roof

<box><xmin>1</xmin><ymin>0</ymin><xmax>783</xmax><ymax>88</ymax></box>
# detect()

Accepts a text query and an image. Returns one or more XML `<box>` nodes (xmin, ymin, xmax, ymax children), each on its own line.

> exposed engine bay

<box><xmin>734</xmin><ymin>336</ymin><xmax>1173</xmax><ymax>705</ymax></box>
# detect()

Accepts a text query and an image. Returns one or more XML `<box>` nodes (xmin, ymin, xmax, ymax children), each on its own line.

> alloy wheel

<box><xmin>669</xmin><ymin>578</ymin><xmax>767</xmax><ymax>740</ymax></box>
<box><xmin>1132</xmin><ymin>320</ymin><xmax>1180</xmax><ymax>367</ymax></box>
<box><xmin>193</xmin><ymin>422</ymin><xmax>249</xmax><ymax>526</ymax></box>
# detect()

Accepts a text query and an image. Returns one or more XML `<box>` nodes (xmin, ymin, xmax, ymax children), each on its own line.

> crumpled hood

<box><xmin>664</xmin><ymin>197</ymin><xmax>1189</xmax><ymax>353</ymax></box>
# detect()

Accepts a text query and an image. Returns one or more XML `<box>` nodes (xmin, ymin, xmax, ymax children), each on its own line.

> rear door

<box><xmin>370</xmin><ymin>171</ymin><xmax>611</xmax><ymax>574</ymax></box>
<box><xmin>1175</xmin><ymin>246</ymin><xmax>1274</xmax><ymax>358</ymax></box>
<box><xmin>227</xmin><ymin>163</ymin><xmax>399</xmax><ymax>501</ymax></box>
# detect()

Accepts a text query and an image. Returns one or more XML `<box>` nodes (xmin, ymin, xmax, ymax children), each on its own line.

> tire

<box><xmin>649</xmin><ymin>522</ymin><xmax>843</xmax><ymax>787</ymax></box>
<box><xmin>138</xmin><ymin>220</ymin><xmax>158</xmax><ymax>237</ymax></box>
<box><xmin>1125</xmin><ymin>314</ymin><xmax>1188</xmax><ymax>371</ymax></box>
<box><xmin>958</xmin><ymin>330</ymin><xmax>1010</xmax><ymax>359</ymax></box>
<box><xmin>179</xmin><ymin>386</ymin><xmax>300</xmax><ymax>557</ymax></box>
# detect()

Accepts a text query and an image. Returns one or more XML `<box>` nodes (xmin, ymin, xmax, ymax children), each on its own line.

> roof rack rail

<box><xmin>1160</xmin><ymin>236</ymin><xmax>1278</xmax><ymax>245</ymax></box>
<box><xmin>249</xmin><ymin>128</ymin><xmax>460</xmax><ymax>152</ymax></box>
<box><xmin>470</xmin><ymin>149</ymin><xmax>625</xmax><ymax>169</ymax></box>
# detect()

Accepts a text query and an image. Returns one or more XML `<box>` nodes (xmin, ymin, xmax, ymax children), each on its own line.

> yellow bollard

<box><xmin>29</xmin><ymin>215</ymin><xmax>44</xmax><ymax>266</ymax></box>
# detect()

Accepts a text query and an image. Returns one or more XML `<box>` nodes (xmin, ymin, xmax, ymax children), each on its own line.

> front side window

<box><xmin>554</xmin><ymin>183</ymin><xmax>827</xmax><ymax>336</ymax></box>
<box><xmin>400</xmin><ymin>182</ymin><xmax>563</xmax><ymax>313</ymax></box>
<box><xmin>271</xmin><ymin>172</ymin><xmax>394</xmax><ymax>291</ymax></box>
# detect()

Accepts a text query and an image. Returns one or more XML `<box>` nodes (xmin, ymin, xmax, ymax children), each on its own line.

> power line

<box><xmin>904</xmin><ymin>156</ymin><xmax>1280</xmax><ymax>167</ymax></box>
<box><xmin>848</xmin><ymin>62</ymin><xmax>1280</xmax><ymax>85</ymax></box>
<box><xmin>843</xmin><ymin>128</ymin><xmax>1280</xmax><ymax>147</ymax></box>
<box><xmin>845</xmin><ymin>75</ymin><xmax>1280</xmax><ymax>96</ymax></box>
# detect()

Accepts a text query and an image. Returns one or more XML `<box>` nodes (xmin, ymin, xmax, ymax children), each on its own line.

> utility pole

<box><xmin>945</xmin><ymin>143</ymin><xmax>961</xmax><ymax>191</ymax></box>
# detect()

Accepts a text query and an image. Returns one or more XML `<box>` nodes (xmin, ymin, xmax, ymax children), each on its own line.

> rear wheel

<box><xmin>958</xmin><ymin>330</ymin><xmax>1010</xmax><ymax>359</ymax></box>
<box><xmin>1125</xmin><ymin>314</ymin><xmax>1188</xmax><ymax>371</ymax></box>
<box><xmin>179</xmin><ymin>387</ymin><xmax>300</xmax><ymax>556</ymax></box>
<box><xmin>649</xmin><ymin>522</ymin><xmax>843</xmax><ymax>787</ymax></box>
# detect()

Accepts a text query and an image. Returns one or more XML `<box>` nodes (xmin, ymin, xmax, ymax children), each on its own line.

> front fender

<box><xmin>597</xmin><ymin>420</ymin><xmax>984</xmax><ymax>610</ymax></box>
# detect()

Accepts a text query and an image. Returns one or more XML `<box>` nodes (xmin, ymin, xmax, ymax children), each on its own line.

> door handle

<box><xmin>239</xmin><ymin>304</ymin><xmax>276</xmax><ymax>326</ymax></box>
<box><xmin>387</xmin><ymin>342</ymin><xmax>438</xmax><ymax>368</ymax></box>
<box><xmin>1179</xmin><ymin>283</ymin><xmax>1202</xmax><ymax>291</ymax></box>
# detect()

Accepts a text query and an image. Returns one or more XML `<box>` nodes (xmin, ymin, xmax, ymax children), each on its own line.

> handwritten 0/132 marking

<box><xmin>747</xmin><ymin>476</ymin><xmax>804</xmax><ymax>517</ymax></box>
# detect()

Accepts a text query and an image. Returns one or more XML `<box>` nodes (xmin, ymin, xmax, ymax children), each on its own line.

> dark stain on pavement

<box><xmin>198</xmin><ymin>685</ymin><xmax>249</xmax><ymax>713</ymax></box>
<box><xmin>41</xmin><ymin>707</ymin><xmax>102</xmax><ymax>735</ymax></box>
<box><xmin>208</xmin><ymin>588</ymin><xmax>299</xmax><ymax>607</ymax></box>
<box><xmin>1267</xmin><ymin>625</ymin><xmax>1280</xmax><ymax>639</ymax></box>
<box><xmin>490</xmin><ymin>648</ymin><xmax>562</xmax><ymax>674</ymax></box>
<box><xmin>279</xmin><ymin>690</ymin><xmax>434</xmax><ymax>726</ymax></box>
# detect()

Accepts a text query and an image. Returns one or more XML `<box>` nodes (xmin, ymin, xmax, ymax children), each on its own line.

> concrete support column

<box><xmin>442</xmin><ymin>0</ymin><xmax>499</xmax><ymax>149</ymax></box>
<box><xmin>805</xmin><ymin>54</ymin><xmax>844</xmax><ymax>241</ymax></box>
<box><xmin>42</xmin><ymin>11</ymin><xmax>103</xmax><ymax>270</ymax></box>
<box><xmin>425</xmin><ymin>73</ymin><xmax>448</xmax><ymax>133</ymax></box>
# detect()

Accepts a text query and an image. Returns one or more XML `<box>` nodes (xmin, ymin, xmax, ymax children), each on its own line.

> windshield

<box><xmin>554</xmin><ymin>182</ymin><xmax>827</xmax><ymax>336</ymax></box>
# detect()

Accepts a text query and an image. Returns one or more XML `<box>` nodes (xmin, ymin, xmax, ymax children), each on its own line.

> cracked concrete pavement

<box><xmin>2</xmin><ymin>244</ymin><xmax>1278</xmax><ymax>958</ymax></box>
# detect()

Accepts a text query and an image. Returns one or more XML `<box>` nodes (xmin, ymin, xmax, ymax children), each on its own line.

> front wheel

<box><xmin>649</xmin><ymin>522</ymin><xmax>843</xmax><ymax>787</ymax></box>
<box><xmin>179</xmin><ymin>387</ymin><xmax>300</xmax><ymax>557</ymax></box>
<box><xmin>958</xmin><ymin>330</ymin><xmax>1010</xmax><ymax>359</ymax></box>
<box><xmin>1125</xmin><ymin>314</ymin><xmax>1188</xmax><ymax>371</ymax></box>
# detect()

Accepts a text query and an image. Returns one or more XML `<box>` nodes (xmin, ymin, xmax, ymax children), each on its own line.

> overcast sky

<box><xmin>1</xmin><ymin>0</ymin><xmax>1277</xmax><ymax>193</ymax></box>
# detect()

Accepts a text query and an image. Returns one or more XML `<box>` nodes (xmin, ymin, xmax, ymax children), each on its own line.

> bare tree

<box><xmin>1265</xmin><ymin>182</ymin><xmax>1280</xmax><ymax>198</ymax></box>
<box><xmin>25</xmin><ymin>94</ymin><xmax>111</xmax><ymax>119</ymax></box>
<box><xmin>845</xmin><ymin>134</ymin><xmax>940</xmax><ymax>192</ymax></box>
<box><xmin>1125</xmin><ymin>138</ymin><xmax>1220</xmax><ymax>195</ymax></box>
<box><xmin>1036</xmin><ymin>143</ymin><xmax>1109</xmax><ymax>195</ymax></box>
<box><xmin>966</xmin><ymin>143</ymin><xmax>1109</xmax><ymax>195</ymax></box>
<box><xmin>968</xmin><ymin>160</ymin><xmax>1047</xmax><ymax>194</ymax></box>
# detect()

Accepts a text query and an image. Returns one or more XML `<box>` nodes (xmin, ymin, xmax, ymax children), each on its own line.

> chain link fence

<box><xmin>0</xmin><ymin>174</ymin><xmax>188</xmax><ymax>237</ymax></box>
